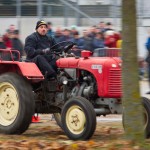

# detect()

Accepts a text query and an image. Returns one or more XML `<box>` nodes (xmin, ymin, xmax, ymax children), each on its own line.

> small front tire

<box><xmin>61</xmin><ymin>96</ymin><xmax>96</xmax><ymax>140</ymax></box>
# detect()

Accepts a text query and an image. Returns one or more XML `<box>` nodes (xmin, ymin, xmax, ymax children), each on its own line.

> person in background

<box><xmin>54</xmin><ymin>27</ymin><xmax>63</xmax><ymax>43</ymax></box>
<box><xmin>47</xmin><ymin>22</ymin><xmax>55</xmax><ymax>37</ymax></box>
<box><xmin>92</xmin><ymin>32</ymin><xmax>105</xmax><ymax>50</ymax></box>
<box><xmin>3</xmin><ymin>29</ymin><xmax>13</xmax><ymax>50</ymax></box>
<box><xmin>145</xmin><ymin>33</ymin><xmax>150</xmax><ymax>94</ymax></box>
<box><xmin>104</xmin><ymin>22</ymin><xmax>114</xmax><ymax>32</ymax></box>
<box><xmin>0</xmin><ymin>34</ymin><xmax>11</xmax><ymax>60</ymax></box>
<box><xmin>8</xmin><ymin>24</ymin><xmax>16</xmax><ymax>33</ymax></box>
<box><xmin>59</xmin><ymin>29</ymin><xmax>73</xmax><ymax>42</ymax></box>
<box><xmin>0</xmin><ymin>34</ymin><xmax>6</xmax><ymax>60</ymax></box>
<box><xmin>98</xmin><ymin>21</ymin><xmax>106</xmax><ymax>33</ymax></box>
<box><xmin>104</xmin><ymin>30</ymin><xmax>116</xmax><ymax>48</ymax></box>
<box><xmin>70</xmin><ymin>25</ymin><xmax>78</xmax><ymax>37</ymax></box>
<box><xmin>71</xmin><ymin>31</ymin><xmax>84</xmax><ymax>56</ymax></box>
<box><xmin>92</xmin><ymin>32</ymin><xmax>105</xmax><ymax>57</ymax></box>
<box><xmin>0</xmin><ymin>34</ymin><xmax>6</xmax><ymax>49</ymax></box>
<box><xmin>81</xmin><ymin>29</ymin><xmax>93</xmax><ymax>52</ymax></box>
<box><xmin>12</xmin><ymin>30</ymin><xmax>24</xmax><ymax>60</ymax></box>
<box><xmin>88</xmin><ymin>26</ymin><xmax>97</xmax><ymax>39</ymax></box>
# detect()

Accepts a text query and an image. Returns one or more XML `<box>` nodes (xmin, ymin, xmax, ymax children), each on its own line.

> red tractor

<box><xmin>0</xmin><ymin>41</ymin><xmax>150</xmax><ymax>140</ymax></box>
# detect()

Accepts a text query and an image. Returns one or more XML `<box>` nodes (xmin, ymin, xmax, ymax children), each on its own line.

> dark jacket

<box><xmin>71</xmin><ymin>38</ymin><xmax>84</xmax><ymax>56</ymax></box>
<box><xmin>92</xmin><ymin>38</ymin><xmax>105</xmax><ymax>50</ymax></box>
<box><xmin>0</xmin><ymin>42</ymin><xmax>6</xmax><ymax>49</ymax></box>
<box><xmin>81</xmin><ymin>37</ymin><xmax>93</xmax><ymax>52</ymax></box>
<box><xmin>24</xmin><ymin>32</ymin><xmax>57</xmax><ymax>59</ymax></box>
<box><xmin>12</xmin><ymin>38</ymin><xmax>24</xmax><ymax>60</ymax></box>
<box><xmin>0</xmin><ymin>42</ymin><xmax>11</xmax><ymax>61</ymax></box>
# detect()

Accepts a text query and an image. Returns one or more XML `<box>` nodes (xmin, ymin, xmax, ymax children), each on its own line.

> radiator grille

<box><xmin>108</xmin><ymin>68</ymin><xmax>122</xmax><ymax>96</ymax></box>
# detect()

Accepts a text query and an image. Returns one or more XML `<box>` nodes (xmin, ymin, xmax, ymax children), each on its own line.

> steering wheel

<box><xmin>50</xmin><ymin>41</ymin><xmax>75</xmax><ymax>54</ymax></box>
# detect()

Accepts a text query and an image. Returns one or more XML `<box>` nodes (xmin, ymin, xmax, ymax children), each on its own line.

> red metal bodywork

<box><xmin>0</xmin><ymin>48</ymin><xmax>44</xmax><ymax>82</ymax></box>
<box><xmin>56</xmin><ymin>57</ymin><xmax>122</xmax><ymax>98</ymax></box>
<box><xmin>0</xmin><ymin>61</ymin><xmax>44</xmax><ymax>82</ymax></box>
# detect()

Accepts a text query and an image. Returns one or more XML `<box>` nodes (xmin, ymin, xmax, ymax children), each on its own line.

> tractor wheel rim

<box><xmin>66</xmin><ymin>105</ymin><xmax>86</xmax><ymax>135</ymax></box>
<box><xmin>0</xmin><ymin>82</ymin><xmax>19</xmax><ymax>126</ymax></box>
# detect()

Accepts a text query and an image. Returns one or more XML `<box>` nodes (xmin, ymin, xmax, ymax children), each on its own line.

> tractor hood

<box><xmin>56</xmin><ymin>57</ymin><xmax>122</xmax><ymax>70</ymax></box>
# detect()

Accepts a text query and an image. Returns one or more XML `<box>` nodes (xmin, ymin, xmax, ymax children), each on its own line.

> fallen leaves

<box><xmin>0</xmin><ymin>115</ymin><xmax>150</xmax><ymax>150</ymax></box>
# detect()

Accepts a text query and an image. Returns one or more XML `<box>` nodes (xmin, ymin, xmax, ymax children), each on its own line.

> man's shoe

<box><xmin>146</xmin><ymin>91</ymin><xmax>150</xmax><ymax>94</ymax></box>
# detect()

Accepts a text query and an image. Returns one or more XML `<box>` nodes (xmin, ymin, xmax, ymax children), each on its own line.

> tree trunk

<box><xmin>122</xmin><ymin>0</ymin><xmax>144</xmax><ymax>141</ymax></box>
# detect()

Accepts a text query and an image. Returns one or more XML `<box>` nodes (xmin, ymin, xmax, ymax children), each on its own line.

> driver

<box><xmin>24</xmin><ymin>20</ymin><xmax>59</xmax><ymax>78</ymax></box>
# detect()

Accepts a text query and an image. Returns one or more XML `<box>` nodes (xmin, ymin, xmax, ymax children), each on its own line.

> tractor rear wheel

<box><xmin>0</xmin><ymin>73</ymin><xmax>34</xmax><ymax>134</ymax></box>
<box><xmin>122</xmin><ymin>97</ymin><xmax>150</xmax><ymax>138</ymax></box>
<box><xmin>142</xmin><ymin>97</ymin><xmax>150</xmax><ymax>138</ymax></box>
<box><xmin>61</xmin><ymin>96</ymin><xmax>96</xmax><ymax>140</ymax></box>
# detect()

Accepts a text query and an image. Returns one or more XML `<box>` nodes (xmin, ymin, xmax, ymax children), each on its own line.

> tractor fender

<box><xmin>0</xmin><ymin>61</ymin><xmax>44</xmax><ymax>82</ymax></box>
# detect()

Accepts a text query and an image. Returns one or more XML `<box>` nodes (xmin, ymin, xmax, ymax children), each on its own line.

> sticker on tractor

<box><xmin>91</xmin><ymin>65</ymin><xmax>102</xmax><ymax>73</ymax></box>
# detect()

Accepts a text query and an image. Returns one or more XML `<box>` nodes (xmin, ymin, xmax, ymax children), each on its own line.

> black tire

<box><xmin>122</xmin><ymin>97</ymin><xmax>150</xmax><ymax>138</ymax></box>
<box><xmin>53</xmin><ymin>113</ymin><xmax>62</xmax><ymax>128</ymax></box>
<box><xmin>0</xmin><ymin>73</ymin><xmax>34</xmax><ymax>134</ymax></box>
<box><xmin>61</xmin><ymin>96</ymin><xmax>96</xmax><ymax>140</ymax></box>
<box><xmin>142</xmin><ymin>97</ymin><xmax>150</xmax><ymax>138</ymax></box>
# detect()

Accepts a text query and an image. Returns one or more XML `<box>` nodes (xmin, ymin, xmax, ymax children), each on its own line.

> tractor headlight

<box><xmin>112</xmin><ymin>64</ymin><xmax>117</xmax><ymax>68</ymax></box>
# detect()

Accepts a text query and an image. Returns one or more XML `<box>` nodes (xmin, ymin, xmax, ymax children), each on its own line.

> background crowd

<box><xmin>0</xmin><ymin>21</ymin><xmax>147</xmax><ymax>81</ymax></box>
<box><xmin>0</xmin><ymin>21</ymin><xmax>122</xmax><ymax>58</ymax></box>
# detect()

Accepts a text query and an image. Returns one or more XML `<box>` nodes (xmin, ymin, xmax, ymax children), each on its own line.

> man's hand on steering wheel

<box><xmin>42</xmin><ymin>48</ymin><xmax>51</xmax><ymax>54</ymax></box>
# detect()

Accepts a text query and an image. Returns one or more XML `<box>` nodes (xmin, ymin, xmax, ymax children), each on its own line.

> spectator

<box><xmin>0</xmin><ymin>34</ymin><xmax>6</xmax><ymax>49</ymax></box>
<box><xmin>104</xmin><ymin>30</ymin><xmax>116</xmax><ymax>48</ymax></box>
<box><xmin>71</xmin><ymin>31</ymin><xmax>84</xmax><ymax>56</ymax></box>
<box><xmin>88</xmin><ymin>26</ymin><xmax>97</xmax><ymax>39</ymax></box>
<box><xmin>104</xmin><ymin>22</ymin><xmax>114</xmax><ymax>32</ymax></box>
<box><xmin>47</xmin><ymin>22</ymin><xmax>55</xmax><ymax>37</ymax></box>
<box><xmin>116</xmin><ymin>31</ymin><xmax>122</xmax><ymax>48</ymax></box>
<box><xmin>145</xmin><ymin>33</ymin><xmax>150</xmax><ymax>94</ymax></box>
<box><xmin>12</xmin><ymin>30</ymin><xmax>24</xmax><ymax>60</ymax></box>
<box><xmin>92</xmin><ymin>32</ymin><xmax>105</xmax><ymax>50</ymax></box>
<box><xmin>98</xmin><ymin>21</ymin><xmax>106</xmax><ymax>33</ymax></box>
<box><xmin>92</xmin><ymin>32</ymin><xmax>105</xmax><ymax>57</ymax></box>
<box><xmin>59</xmin><ymin>29</ymin><xmax>73</xmax><ymax>42</ymax></box>
<box><xmin>70</xmin><ymin>25</ymin><xmax>78</xmax><ymax>37</ymax></box>
<box><xmin>81</xmin><ymin>29</ymin><xmax>93</xmax><ymax>52</ymax></box>
<box><xmin>3</xmin><ymin>29</ymin><xmax>13</xmax><ymax>50</ymax></box>
<box><xmin>0</xmin><ymin>34</ymin><xmax>11</xmax><ymax>60</ymax></box>
<box><xmin>54</xmin><ymin>27</ymin><xmax>63</xmax><ymax>43</ymax></box>
<box><xmin>8</xmin><ymin>24</ymin><xmax>16</xmax><ymax>33</ymax></box>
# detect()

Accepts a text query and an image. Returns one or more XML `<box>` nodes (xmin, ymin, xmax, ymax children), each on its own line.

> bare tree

<box><xmin>122</xmin><ymin>0</ymin><xmax>144</xmax><ymax>142</ymax></box>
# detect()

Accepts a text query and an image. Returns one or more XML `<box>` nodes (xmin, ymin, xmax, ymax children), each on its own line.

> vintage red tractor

<box><xmin>0</xmin><ymin>41</ymin><xmax>150</xmax><ymax>140</ymax></box>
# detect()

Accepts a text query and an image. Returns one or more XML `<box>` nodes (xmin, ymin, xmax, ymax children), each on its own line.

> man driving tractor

<box><xmin>24</xmin><ymin>20</ymin><xmax>58</xmax><ymax>78</ymax></box>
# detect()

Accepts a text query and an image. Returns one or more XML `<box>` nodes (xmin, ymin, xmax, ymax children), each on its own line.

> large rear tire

<box><xmin>0</xmin><ymin>73</ymin><xmax>34</xmax><ymax>134</ymax></box>
<box><xmin>61</xmin><ymin>96</ymin><xmax>96</xmax><ymax>140</ymax></box>
<box><xmin>142</xmin><ymin>97</ymin><xmax>150</xmax><ymax>138</ymax></box>
<box><xmin>122</xmin><ymin>97</ymin><xmax>150</xmax><ymax>138</ymax></box>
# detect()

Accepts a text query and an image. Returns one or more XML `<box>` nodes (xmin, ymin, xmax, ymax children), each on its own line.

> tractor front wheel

<box><xmin>61</xmin><ymin>96</ymin><xmax>96</xmax><ymax>140</ymax></box>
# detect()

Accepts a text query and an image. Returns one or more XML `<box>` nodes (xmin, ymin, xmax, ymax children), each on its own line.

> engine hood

<box><xmin>56</xmin><ymin>57</ymin><xmax>122</xmax><ymax>70</ymax></box>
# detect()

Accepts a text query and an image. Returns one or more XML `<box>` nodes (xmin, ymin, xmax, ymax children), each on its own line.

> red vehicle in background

<box><xmin>0</xmin><ymin>41</ymin><xmax>150</xmax><ymax>140</ymax></box>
